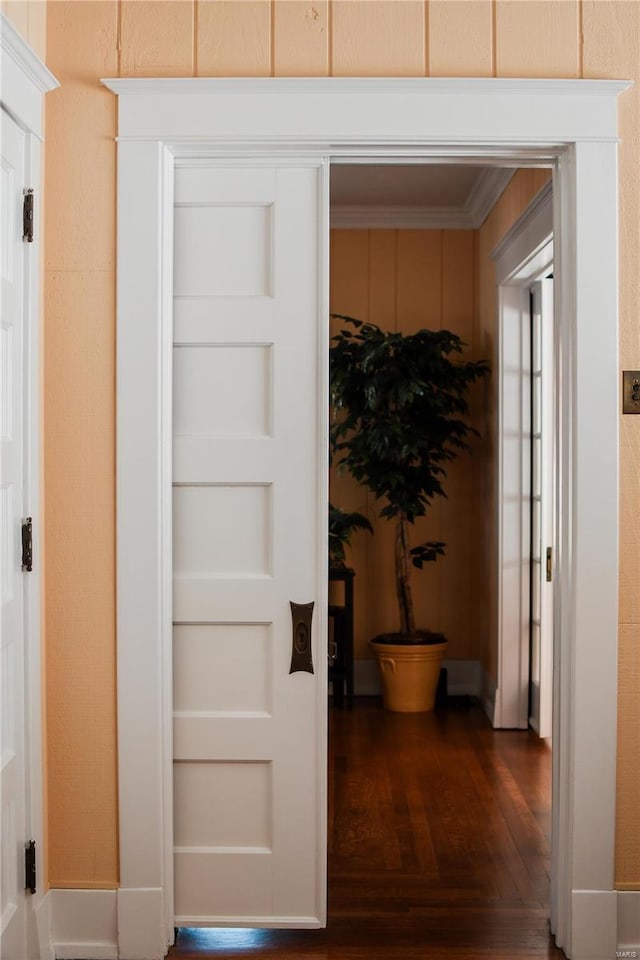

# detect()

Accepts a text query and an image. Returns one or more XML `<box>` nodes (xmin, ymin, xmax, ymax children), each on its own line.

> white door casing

<box><xmin>0</xmin><ymin>16</ymin><xmax>57</xmax><ymax>960</ymax></box>
<box><xmin>105</xmin><ymin>78</ymin><xmax>627</xmax><ymax>960</ymax></box>
<box><xmin>171</xmin><ymin>162</ymin><xmax>327</xmax><ymax>925</ymax></box>
<box><xmin>493</xmin><ymin>183</ymin><xmax>554</xmax><ymax>731</ymax></box>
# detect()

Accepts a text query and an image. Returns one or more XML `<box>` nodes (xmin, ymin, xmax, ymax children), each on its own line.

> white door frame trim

<box><xmin>103</xmin><ymin>77</ymin><xmax>629</xmax><ymax>960</ymax></box>
<box><xmin>492</xmin><ymin>182</ymin><xmax>554</xmax><ymax>731</ymax></box>
<box><xmin>0</xmin><ymin>13</ymin><xmax>58</xmax><ymax>960</ymax></box>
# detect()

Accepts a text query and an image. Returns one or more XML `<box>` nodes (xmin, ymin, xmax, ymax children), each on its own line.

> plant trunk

<box><xmin>395</xmin><ymin>514</ymin><xmax>415</xmax><ymax>635</ymax></box>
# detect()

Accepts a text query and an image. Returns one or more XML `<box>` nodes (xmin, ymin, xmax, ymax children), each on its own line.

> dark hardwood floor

<box><xmin>170</xmin><ymin>697</ymin><xmax>566</xmax><ymax>959</ymax></box>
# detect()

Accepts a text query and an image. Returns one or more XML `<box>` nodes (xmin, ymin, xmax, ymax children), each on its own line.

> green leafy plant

<box><xmin>328</xmin><ymin>502</ymin><xmax>373</xmax><ymax>567</ymax></box>
<box><xmin>329</xmin><ymin>314</ymin><xmax>488</xmax><ymax>638</ymax></box>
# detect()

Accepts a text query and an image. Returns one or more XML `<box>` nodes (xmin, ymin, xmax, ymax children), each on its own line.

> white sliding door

<box><xmin>171</xmin><ymin>163</ymin><xmax>327</xmax><ymax>927</ymax></box>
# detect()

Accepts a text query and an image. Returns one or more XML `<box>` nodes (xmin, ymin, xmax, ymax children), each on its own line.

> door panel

<box><xmin>529</xmin><ymin>278</ymin><xmax>554</xmax><ymax>740</ymax></box>
<box><xmin>172</xmin><ymin>163</ymin><xmax>326</xmax><ymax>926</ymax></box>
<box><xmin>0</xmin><ymin>108</ymin><xmax>28</xmax><ymax>960</ymax></box>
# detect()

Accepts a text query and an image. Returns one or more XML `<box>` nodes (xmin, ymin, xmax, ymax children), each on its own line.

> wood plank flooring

<box><xmin>169</xmin><ymin>698</ymin><xmax>566</xmax><ymax>959</ymax></box>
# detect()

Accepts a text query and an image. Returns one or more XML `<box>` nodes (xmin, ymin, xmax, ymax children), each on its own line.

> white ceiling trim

<box><xmin>466</xmin><ymin>167</ymin><xmax>516</xmax><ymax>225</ymax></box>
<box><xmin>330</xmin><ymin>167</ymin><xmax>515</xmax><ymax>230</ymax></box>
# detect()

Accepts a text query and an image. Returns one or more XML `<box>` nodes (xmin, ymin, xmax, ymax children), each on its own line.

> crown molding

<box><xmin>330</xmin><ymin>168</ymin><xmax>515</xmax><ymax>230</ymax></box>
<box><xmin>331</xmin><ymin>205</ymin><xmax>471</xmax><ymax>230</ymax></box>
<box><xmin>466</xmin><ymin>167</ymin><xmax>515</xmax><ymax>226</ymax></box>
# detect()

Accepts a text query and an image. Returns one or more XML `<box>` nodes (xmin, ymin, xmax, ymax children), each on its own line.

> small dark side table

<box><xmin>328</xmin><ymin>566</ymin><xmax>355</xmax><ymax>708</ymax></box>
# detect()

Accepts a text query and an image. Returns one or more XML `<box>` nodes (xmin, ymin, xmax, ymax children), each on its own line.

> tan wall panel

<box><xmin>332</xmin><ymin>0</ymin><xmax>426</xmax><ymax>76</ymax></box>
<box><xmin>367</xmin><ymin>230</ymin><xmax>397</xmax><ymax>330</ymax></box>
<box><xmin>615</xmin><ymin>624</ymin><xmax>640</xmax><ymax>886</ymax></box>
<box><xmin>28</xmin><ymin>0</ymin><xmax>46</xmax><ymax>61</ymax></box>
<box><xmin>396</xmin><ymin>229</ymin><xmax>442</xmax><ymax>332</ymax></box>
<box><xmin>495</xmin><ymin>0</ymin><xmax>580</xmax><ymax>78</ymax></box>
<box><xmin>428</xmin><ymin>0</ymin><xmax>493</xmax><ymax>77</ymax></box>
<box><xmin>44</xmin><ymin>0</ymin><xmax>119</xmax><ymax>888</ymax></box>
<box><xmin>44</xmin><ymin>270</ymin><xmax>118</xmax><ymax>887</ymax></box>
<box><xmin>44</xmin><ymin>87</ymin><xmax>116</xmax><ymax>271</ymax></box>
<box><xmin>45</xmin><ymin>2</ymin><xmax>117</xmax><ymax>272</ymax></box>
<box><xmin>273</xmin><ymin>0</ymin><xmax>328</xmax><ymax>77</ymax></box>
<box><xmin>583</xmin><ymin>0</ymin><xmax>640</xmax><ymax>889</ymax></box>
<box><xmin>196</xmin><ymin>0</ymin><xmax>271</xmax><ymax>76</ymax></box>
<box><xmin>474</xmin><ymin>221</ymin><xmax>496</xmax><ymax>680</ymax></box>
<box><xmin>2</xmin><ymin>0</ymin><xmax>28</xmax><ymax>39</ymax></box>
<box><xmin>120</xmin><ymin>0</ymin><xmax>194</xmax><ymax>77</ymax></box>
<box><xmin>439</xmin><ymin>231</ymin><xmax>478</xmax><ymax>660</ymax></box>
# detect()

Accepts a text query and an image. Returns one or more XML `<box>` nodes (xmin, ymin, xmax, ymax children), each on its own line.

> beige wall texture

<box><xmin>2</xmin><ymin>0</ymin><xmax>46</xmax><ymax>60</ymax></box>
<box><xmin>42</xmin><ymin>0</ymin><xmax>640</xmax><ymax>890</ymax></box>
<box><xmin>330</xmin><ymin>229</ymin><xmax>479</xmax><ymax>663</ymax></box>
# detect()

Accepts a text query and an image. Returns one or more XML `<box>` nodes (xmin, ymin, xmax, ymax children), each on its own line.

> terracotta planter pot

<box><xmin>370</xmin><ymin>635</ymin><xmax>448</xmax><ymax>712</ymax></box>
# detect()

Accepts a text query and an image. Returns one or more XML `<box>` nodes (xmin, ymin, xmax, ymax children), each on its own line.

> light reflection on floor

<box><xmin>176</xmin><ymin>928</ymin><xmax>272</xmax><ymax>951</ymax></box>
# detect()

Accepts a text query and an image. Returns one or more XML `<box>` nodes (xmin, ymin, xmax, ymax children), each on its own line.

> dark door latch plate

<box><xmin>289</xmin><ymin>601</ymin><xmax>314</xmax><ymax>675</ymax></box>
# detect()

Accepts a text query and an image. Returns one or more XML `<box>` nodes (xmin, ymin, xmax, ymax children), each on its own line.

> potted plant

<box><xmin>329</xmin><ymin>315</ymin><xmax>488</xmax><ymax>712</ymax></box>
<box><xmin>328</xmin><ymin>503</ymin><xmax>373</xmax><ymax>568</ymax></box>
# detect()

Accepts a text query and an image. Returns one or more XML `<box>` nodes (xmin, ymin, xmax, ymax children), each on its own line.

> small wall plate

<box><xmin>622</xmin><ymin>371</ymin><xmax>640</xmax><ymax>413</ymax></box>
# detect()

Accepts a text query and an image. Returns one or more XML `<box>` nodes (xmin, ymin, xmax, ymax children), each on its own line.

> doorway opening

<box><xmin>321</xmin><ymin>161</ymin><xmax>558</xmax><ymax>951</ymax></box>
<box><xmin>327</xmin><ymin>161</ymin><xmax>554</xmax><ymax>729</ymax></box>
<box><xmin>175</xmin><ymin>164</ymin><xmax>560</xmax><ymax>956</ymax></box>
<box><xmin>322</xmin><ymin>163</ymin><xmax>561</xmax><ymax>956</ymax></box>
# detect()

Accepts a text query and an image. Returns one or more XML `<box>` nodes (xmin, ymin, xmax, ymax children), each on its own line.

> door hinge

<box><xmin>22</xmin><ymin>517</ymin><xmax>33</xmax><ymax>572</ymax></box>
<box><xmin>25</xmin><ymin>841</ymin><xmax>36</xmax><ymax>894</ymax></box>
<box><xmin>546</xmin><ymin>546</ymin><xmax>553</xmax><ymax>582</ymax></box>
<box><xmin>23</xmin><ymin>188</ymin><xmax>34</xmax><ymax>243</ymax></box>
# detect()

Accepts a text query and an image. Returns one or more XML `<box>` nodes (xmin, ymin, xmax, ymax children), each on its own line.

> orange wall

<box><xmin>43</xmin><ymin>0</ymin><xmax>640</xmax><ymax>889</ymax></box>
<box><xmin>2</xmin><ymin>0</ymin><xmax>46</xmax><ymax>60</ymax></box>
<box><xmin>330</xmin><ymin>229</ymin><xmax>480</xmax><ymax>663</ymax></box>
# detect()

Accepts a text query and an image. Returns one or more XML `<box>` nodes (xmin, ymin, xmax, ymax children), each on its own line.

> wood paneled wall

<box><xmin>43</xmin><ymin>0</ymin><xmax>640</xmax><ymax>889</ymax></box>
<box><xmin>330</xmin><ymin>230</ymin><xmax>478</xmax><ymax>662</ymax></box>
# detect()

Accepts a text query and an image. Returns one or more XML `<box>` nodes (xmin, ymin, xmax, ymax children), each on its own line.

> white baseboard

<box><xmin>49</xmin><ymin>889</ymin><xmax>117</xmax><ymax>960</ymax></box>
<box><xmin>36</xmin><ymin>867</ymin><xmax>639</xmax><ymax>959</ymax></box>
<box><xmin>571</xmin><ymin>889</ymin><xmax>618</xmax><ymax>959</ymax></box>
<box><xmin>117</xmin><ymin>887</ymin><xmax>168</xmax><ymax>960</ymax></box>
<box><xmin>34</xmin><ymin>892</ymin><xmax>54</xmax><ymax>960</ymax></box>
<box><xmin>618</xmin><ymin>890</ymin><xmax>640</xmax><ymax>953</ymax></box>
<box><xmin>353</xmin><ymin>658</ymin><xmax>484</xmax><ymax>698</ymax></box>
<box><xmin>43</xmin><ymin>888</ymin><xmax>167</xmax><ymax>960</ymax></box>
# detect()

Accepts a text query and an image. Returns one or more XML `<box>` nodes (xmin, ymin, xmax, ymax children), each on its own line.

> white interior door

<box><xmin>171</xmin><ymin>163</ymin><xmax>327</xmax><ymax>927</ymax></box>
<box><xmin>0</xmin><ymin>107</ymin><xmax>29</xmax><ymax>960</ymax></box>
<box><xmin>529</xmin><ymin>277</ymin><xmax>554</xmax><ymax>740</ymax></box>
